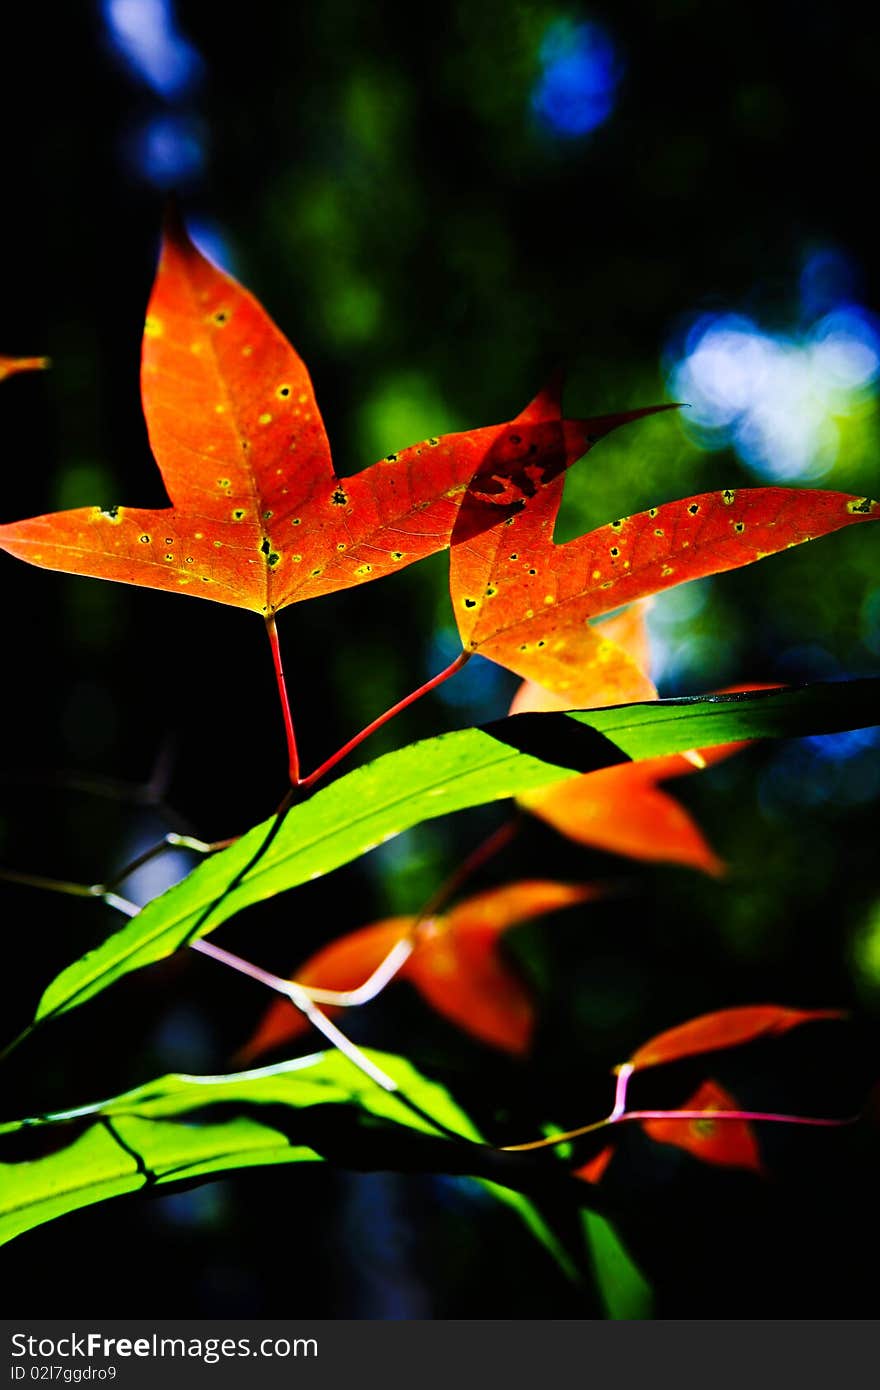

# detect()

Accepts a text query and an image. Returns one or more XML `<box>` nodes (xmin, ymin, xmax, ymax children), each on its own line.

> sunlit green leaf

<box><xmin>23</xmin><ymin>680</ymin><xmax>880</xmax><ymax>1033</ymax></box>
<box><xmin>582</xmin><ymin>1210</ymin><xmax>653</xmax><ymax>1319</ymax></box>
<box><xmin>0</xmin><ymin>1049</ymin><xmax>571</xmax><ymax>1274</ymax></box>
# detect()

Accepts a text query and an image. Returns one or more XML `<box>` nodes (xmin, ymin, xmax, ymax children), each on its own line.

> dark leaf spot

<box><xmin>847</xmin><ymin>496</ymin><xmax>874</xmax><ymax>514</ymax></box>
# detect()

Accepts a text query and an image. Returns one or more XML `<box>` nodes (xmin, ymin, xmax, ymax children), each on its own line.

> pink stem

<box><xmin>300</xmin><ymin>816</ymin><xmax>521</xmax><ymax>1006</ymax></box>
<box><xmin>190</xmin><ymin>938</ymin><xmax>399</xmax><ymax>1092</ymax></box>
<box><xmin>610</xmin><ymin>1063</ymin><xmax>634</xmax><ymax>1120</ymax></box>
<box><xmin>617</xmin><ymin>1107</ymin><xmax>854</xmax><ymax>1128</ymax></box>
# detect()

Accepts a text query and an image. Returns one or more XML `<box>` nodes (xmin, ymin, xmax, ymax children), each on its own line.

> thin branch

<box><xmin>100</xmin><ymin>832</ymin><xmax>234</xmax><ymax>892</ymax></box>
<box><xmin>303</xmin><ymin>937</ymin><xmax>419</xmax><ymax>1007</ymax></box>
<box><xmin>190</xmin><ymin>938</ymin><xmax>400</xmax><ymax>1092</ymax></box>
<box><xmin>2</xmin><ymin>816</ymin><xmax>518</xmax><ymax>1019</ymax></box>
<box><xmin>0</xmin><ymin>868</ymin><xmax>99</xmax><ymax>900</ymax></box>
<box><xmin>417</xmin><ymin>815</ymin><xmax>520</xmax><ymax>922</ymax></box>
<box><xmin>0</xmin><ymin>866</ymin><xmax>401</xmax><ymax>1096</ymax></box>
<box><xmin>283</xmin><ymin>815</ymin><xmax>521</xmax><ymax>1008</ymax></box>
<box><xmin>499</xmin><ymin>1057</ymin><xmax>855</xmax><ymax>1153</ymax></box>
<box><xmin>1</xmin><ymin>869</ymin><xmax>858</xmax><ymax>1157</ymax></box>
<box><xmin>0</xmin><ymin>741</ymin><xmax>198</xmax><ymax>836</ymax></box>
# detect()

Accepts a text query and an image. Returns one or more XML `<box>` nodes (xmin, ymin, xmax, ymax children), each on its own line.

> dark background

<box><xmin>0</xmin><ymin>0</ymin><xmax>878</xmax><ymax>1316</ymax></box>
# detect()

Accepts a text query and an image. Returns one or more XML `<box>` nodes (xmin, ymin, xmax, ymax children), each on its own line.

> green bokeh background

<box><xmin>1</xmin><ymin>0</ymin><xmax>878</xmax><ymax>1316</ymax></box>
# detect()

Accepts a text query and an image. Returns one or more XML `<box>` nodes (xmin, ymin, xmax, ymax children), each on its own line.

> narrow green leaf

<box><xmin>582</xmin><ymin>1210</ymin><xmax>653</xmax><ymax>1319</ymax></box>
<box><xmin>477</xmin><ymin>1179</ymin><xmax>579</xmax><ymax>1284</ymax></box>
<box><xmin>568</xmin><ymin>680</ymin><xmax>880</xmax><ymax>754</ymax></box>
<box><xmin>0</xmin><ymin>1110</ymin><xmax>320</xmax><ymax>1248</ymax></box>
<box><xmin>0</xmin><ymin>1049</ymin><xmax>572</xmax><ymax>1277</ymax></box>
<box><xmin>24</xmin><ymin>680</ymin><xmax>880</xmax><ymax>1031</ymax></box>
<box><xmin>0</xmin><ymin>1048</ymin><xmax>469</xmax><ymax>1138</ymax></box>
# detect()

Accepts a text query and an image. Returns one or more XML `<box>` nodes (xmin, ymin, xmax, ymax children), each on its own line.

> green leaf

<box><xmin>0</xmin><ymin>1049</ymin><xmax>571</xmax><ymax>1273</ymax></box>
<box><xmin>582</xmin><ymin>1210</ymin><xmax>654</xmax><ymax>1319</ymax></box>
<box><xmin>478</xmin><ymin>1179</ymin><xmax>579</xmax><ymax>1283</ymax></box>
<box><xmin>24</xmin><ymin>679</ymin><xmax>880</xmax><ymax>1031</ymax></box>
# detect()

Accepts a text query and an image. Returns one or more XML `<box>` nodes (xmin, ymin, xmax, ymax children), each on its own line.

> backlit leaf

<box><xmin>521</xmin><ymin>768</ymin><xmax>725</xmax><ymax>874</ymax></box>
<box><xmin>0</xmin><ymin>1049</ymin><xmax>573</xmax><ymax>1274</ymax></box>
<box><xmin>242</xmin><ymin>880</ymin><xmax>598</xmax><ymax>1060</ymax></box>
<box><xmin>0</xmin><ymin>214</ymin><xmax>666</xmax><ymax>614</ymax></box>
<box><xmin>508</xmin><ymin>600</ymin><xmax>657</xmax><ymax>715</ymax></box>
<box><xmin>16</xmin><ymin>679</ymin><xmax>878</xmax><ymax>1034</ymax></box>
<box><xmin>450</xmin><ymin>465</ymin><xmax>879</xmax><ymax>703</ymax></box>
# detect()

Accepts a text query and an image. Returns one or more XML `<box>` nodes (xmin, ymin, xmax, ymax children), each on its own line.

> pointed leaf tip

<box><xmin>574</xmin><ymin>1145</ymin><xmax>615</xmax><ymax>1185</ymax></box>
<box><xmin>516</xmin><ymin>369</ymin><xmax>566</xmax><ymax>422</ymax></box>
<box><xmin>562</xmin><ymin>400</ymin><xmax>679</xmax><ymax>457</ymax></box>
<box><xmin>0</xmin><ymin>356</ymin><xmax>49</xmax><ymax>382</ymax></box>
<box><xmin>160</xmin><ymin>194</ymin><xmax>191</xmax><ymax>246</ymax></box>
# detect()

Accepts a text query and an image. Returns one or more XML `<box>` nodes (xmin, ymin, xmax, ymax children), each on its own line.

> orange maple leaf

<box><xmin>0</xmin><ymin>214</ymin><xmax>666</xmax><ymax>615</ymax></box>
<box><xmin>449</xmin><ymin>434</ymin><xmax>879</xmax><ymax>704</ymax></box>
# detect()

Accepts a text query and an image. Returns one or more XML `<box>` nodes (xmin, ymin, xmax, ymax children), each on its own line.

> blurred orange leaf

<box><xmin>522</xmin><ymin>767</ymin><xmax>725</xmax><ymax>874</ymax></box>
<box><xmin>641</xmin><ymin>1079</ymin><xmax>763</xmax><ymax>1173</ymax></box>
<box><xmin>241</xmin><ymin>879</ymin><xmax>599</xmax><ymax>1060</ymax></box>
<box><xmin>627</xmin><ymin>1004</ymin><xmax>845</xmax><ymax>1070</ymax></box>
<box><xmin>515</xmin><ymin>604</ymin><xmax>767</xmax><ymax>874</ymax></box>
<box><xmin>0</xmin><ymin>355</ymin><xmax>48</xmax><ymax>382</ymax></box>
